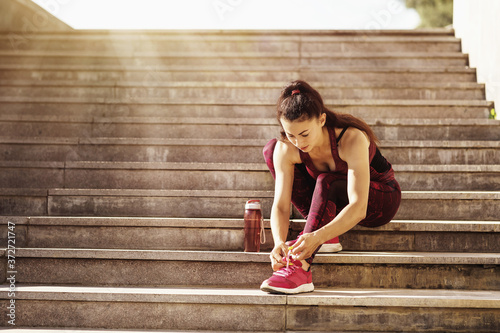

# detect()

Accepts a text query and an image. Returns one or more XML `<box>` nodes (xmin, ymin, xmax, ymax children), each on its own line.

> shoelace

<box><xmin>286</xmin><ymin>245</ymin><xmax>294</xmax><ymax>269</ymax></box>
<box><xmin>279</xmin><ymin>265</ymin><xmax>298</xmax><ymax>277</ymax></box>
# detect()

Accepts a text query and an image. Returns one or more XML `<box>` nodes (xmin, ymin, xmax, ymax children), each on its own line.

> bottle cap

<box><xmin>245</xmin><ymin>199</ymin><xmax>261</xmax><ymax>210</ymax></box>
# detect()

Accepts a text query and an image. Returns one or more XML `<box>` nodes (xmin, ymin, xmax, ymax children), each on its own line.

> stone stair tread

<box><xmin>0</xmin><ymin>79</ymin><xmax>483</xmax><ymax>89</ymax></box>
<box><xmin>41</xmin><ymin>188</ymin><xmax>500</xmax><ymax>199</ymax></box>
<box><xmin>0</xmin><ymin>284</ymin><xmax>284</xmax><ymax>305</ymax></box>
<box><xmin>2</xmin><ymin>285</ymin><xmax>499</xmax><ymax>309</ymax></box>
<box><xmin>0</xmin><ymin>330</ymin><xmax>484</xmax><ymax>333</ymax></box>
<box><xmin>305</xmin><ymin>219</ymin><xmax>500</xmax><ymax>232</ymax></box>
<box><xmin>393</xmin><ymin>164</ymin><xmax>500</xmax><ymax>172</ymax></box>
<box><xmin>10</xmin><ymin>248</ymin><xmax>500</xmax><ymax>265</ymax></box>
<box><xmin>0</xmin><ymin>32</ymin><xmax>457</xmax><ymax>42</ymax></box>
<box><xmin>0</xmin><ymin>49</ymin><xmax>467</xmax><ymax>57</ymax></box>
<box><xmin>302</xmin><ymin>52</ymin><xmax>467</xmax><ymax>59</ymax></box>
<box><xmin>0</xmin><ymin>28</ymin><xmax>455</xmax><ymax>37</ymax></box>
<box><xmin>54</xmin><ymin>188</ymin><xmax>269</xmax><ymax>197</ymax></box>
<box><xmin>5</xmin><ymin>216</ymin><xmax>500</xmax><ymax>232</ymax></box>
<box><xmin>2</xmin><ymin>136</ymin><xmax>499</xmax><ymax>147</ymax></box>
<box><xmin>2</xmin><ymin>188</ymin><xmax>497</xmax><ymax>219</ymax></box>
<box><xmin>0</xmin><ymin>161</ymin><xmax>270</xmax><ymax>170</ymax></box>
<box><xmin>0</xmin><ymin>104</ymin><xmax>492</xmax><ymax>119</ymax></box>
<box><xmin>3</xmin><ymin>115</ymin><xmax>498</xmax><ymax>126</ymax></box>
<box><xmin>8</xmin><ymin>328</ymin><xmax>410</xmax><ymax>333</ymax></box>
<box><xmin>288</xmin><ymin>288</ymin><xmax>500</xmax><ymax>308</ymax></box>
<box><xmin>2</xmin><ymin>160</ymin><xmax>500</xmax><ymax>173</ymax></box>
<box><xmin>80</xmin><ymin>118</ymin><xmax>500</xmax><ymax>126</ymax></box>
<box><xmin>2</xmin><ymin>115</ymin><xmax>498</xmax><ymax>125</ymax></box>
<box><xmin>0</xmin><ymin>63</ymin><xmax>476</xmax><ymax>73</ymax></box>
<box><xmin>0</xmin><ymin>96</ymin><xmax>491</xmax><ymax>107</ymax></box>
<box><xmin>2</xmin><ymin>327</ymin><xmax>272</xmax><ymax>333</ymax></box>
<box><xmin>0</xmin><ymin>103</ymin><xmax>491</xmax><ymax>120</ymax></box>
<box><xmin>2</xmin><ymin>187</ymin><xmax>498</xmax><ymax>200</ymax></box>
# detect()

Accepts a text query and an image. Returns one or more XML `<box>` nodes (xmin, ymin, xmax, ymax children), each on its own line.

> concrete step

<box><xmin>0</xmin><ymin>29</ymin><xmax>455</xmax><ymax>36</ymax></box>
<box><xmin>5</xmin><ymin>216</ymin><xmax>499</xmax><ymax>253</ymax></box>
<box><xmin>0</xmin><ymin>51</ymin><xmax>470</xmax><ymax>69</ymax></box>
<box><xmin>0</xmin><ymin>31</ymin><xmax>461</xmax><ymax>53</ymax></box>
<box><xmin>1</xmin><ymin>285</ymin><xmax>498</xmax><ymax>331</ymax></box>
<box><xmin>0</xmin><ymin>30</ymin><xmax>455</xmax><ymax>46</ymax></box>
<box><xmin>1</xmin><ymin>137</ymin><xmax>499</xmax><ymax>164</ymax></box>
<box><xmin>0</xmin><ymin>30</ymin><xmax>456</xmax><ymax>45</ymax></box>
<box><xmin>4</xmin><ymin>249</ymin><xmax>500</xmax><ymax>290</ymax></box>
<box><xmin>0</xmin><ymin>189</ymin><xmax>498</xmax><ymax>220</ymax></box>
<box><xmin>0</xmin><ymin>81</ymin><xmax>485</xmax><ymax>100</ymax></box>
<box><xmin>303</xmin><ymin>219</ymin><xmax>500</xmax><ymax>253</ymax></box>
<box><xmin>1</xmin><ymin>161</ymin><xmax>498</xmax><ymax>191</ymax></box>
<box><xmin>2</xmin><ymin>327</ymin><xmax>286</xmax><ymax>333</ymax></box>
<box><xmin>0</xmin><ymin>65</ymin><xmax>478</xmax><ymax>82</ymax></box>
<box><xmin>0</xmin><ymin>98</ymin><xmax>492</xmax><ymax>119</ymax></box>
<box><xmin>0</xmin><ymin>116</ymin><xmax>498</xmax><ymax>140</ymax></box>
<box><xmin>2</xmin><ymin>327</ymin><xmax>284</xmax><ymax>333</ymax></box>
<box><xmin>0</xmin><ymin>50</ymin><xmax>468</xmax><ymax>69</ymax></box>
<box><xmin>0</xmin><ymin>52</ymin><xmax>468</xmax><ymax>69</ymax></box>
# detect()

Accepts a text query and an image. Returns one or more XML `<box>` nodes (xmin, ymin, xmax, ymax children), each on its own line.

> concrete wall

<box><xmin>454</xmin><ymin>0</ymin><xmax>500</xmax><ymax>117</ymax></box>
<box><xmin>0</xmin><ymin>0</ymin><xmax>71</xmax><ymax>32</ymax></box>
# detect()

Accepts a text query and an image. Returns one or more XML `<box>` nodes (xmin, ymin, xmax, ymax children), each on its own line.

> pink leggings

<box><xmin>263</xmin><ymin>139</ymin><xmax>401</xmax><ymax>263</ymax></box>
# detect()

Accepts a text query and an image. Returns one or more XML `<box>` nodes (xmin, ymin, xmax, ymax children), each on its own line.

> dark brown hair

<box><xmin>276</xmin><ymin>80</ymin><xmax>378</xmax><ymax>144</ymax></box>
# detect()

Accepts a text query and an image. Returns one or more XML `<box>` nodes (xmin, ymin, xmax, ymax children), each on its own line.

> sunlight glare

<box><xmin>30</xmin><ymin>0</ymin><xmax>420</xmax><ymax>30</ymax></box>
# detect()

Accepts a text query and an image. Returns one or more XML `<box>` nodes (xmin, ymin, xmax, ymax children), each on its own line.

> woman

<box><xmin>260</xmin><ymin>80</ymin><xmax>401</xmax><ymax>294</ymax></box>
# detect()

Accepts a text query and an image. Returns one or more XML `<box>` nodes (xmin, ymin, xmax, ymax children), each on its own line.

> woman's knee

<box><xmin>316</xmin><ymin>173</ymin><xmax>345</xmax><ymax>190</ymax></box>
<box><xmin>263</xmin><ymin>138</ymin><xmax>278</xmax><ymax>164</ymax></box>
<box><xmin>313</xmin><ymin>174</ymin><xmax>348</xmax><ymax>207</ymax></box>
<box><xmin>315</xmin><ymin>173</ymin><xmax>331</xmax><ymax>184</ymax></box>
<box><xmin>359</xmin><ymin>186</ymin><xmax>401</xmax><ymax>228</ymax></box>
<box><xmin>263</xmin><ymin>138</ymin><xmax>278</xmax><ymax>177</ymax></box>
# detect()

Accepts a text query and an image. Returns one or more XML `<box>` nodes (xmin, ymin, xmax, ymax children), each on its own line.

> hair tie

<box><xmin>291</xmin><ymin>89</ymin><xmax>300</xmax><ymax>95</ymax></box>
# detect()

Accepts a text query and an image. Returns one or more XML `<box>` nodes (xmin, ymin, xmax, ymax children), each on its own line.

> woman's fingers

<box><xmin>290</xmin><ymin>234</ymin><xmax>317</xmax><ymax>260</ymax></box>
<box><xmin>270</xmin><ymin>252</ymin><xmax>281</xmax><ymax>264</ymax></box>
<box><xmin>291</xmin><ymin>236</ymin><xmax>305</xmax><ymax>255</ymax></box>
<box><xmin>272</xmin><ymin>261</ymin><xmax>285</xmax><ymax>271</ymax></box>
<box><xmin>270</xmin><ymin>242</ymin><xmax>288</xmax><ymax>270</ymax></box>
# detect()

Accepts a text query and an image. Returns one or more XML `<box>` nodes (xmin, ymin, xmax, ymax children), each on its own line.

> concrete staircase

<box><xmin>0</xmin><ymin>30</ymin><xmax>499</xmax><ymax>332</ymax></box>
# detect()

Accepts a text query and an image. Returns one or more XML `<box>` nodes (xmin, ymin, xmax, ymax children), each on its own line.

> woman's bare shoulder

<box><xmin>338</xmin><ymin>127</ymin><xmax>370</xmax><ymax>161</ymax></box>
<box><xmin>274</xmin><ymin>139</ymin><xmax>302</xmax><ymax>165</ymax></box>
<box><xmin>339</xmin><ymin>127</ymin><xmax>370</xmax><ymax>147</ymax></box>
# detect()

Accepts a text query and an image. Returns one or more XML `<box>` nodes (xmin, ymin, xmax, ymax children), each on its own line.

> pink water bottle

<box><xmin>244</xmin><ymin>199</ymin><xmax>265</xmax><ymax>252</ymax></box>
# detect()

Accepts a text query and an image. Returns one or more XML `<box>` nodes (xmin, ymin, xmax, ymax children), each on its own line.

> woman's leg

<box><xmin>301</xmin><ymin>175</ymin><xmax>401</xmax><ymax>264</ymax></box>
<box><xmin>301</xmin><ymin>173</ymin><xmax>346</xmax><ymax>264</ymax></box>
<box><xmin>359</xmin><ymin>179</ymin><xmax>401</xmax><ymax>228</ymax></box>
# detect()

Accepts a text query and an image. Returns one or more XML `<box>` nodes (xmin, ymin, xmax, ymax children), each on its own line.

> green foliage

<box><xmin>490</xmin><ymin>108</ymin><xmax>497</xmax><ymax>119</ymax></box>
<box><xmin>406</xmin><ymin>0</ymin><xmax>453</xmax><ymax>28</ymax></box>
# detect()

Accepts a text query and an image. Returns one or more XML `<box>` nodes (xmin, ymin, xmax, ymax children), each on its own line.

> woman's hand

<box><xmin>270</xmin><ymin>242</ymin><xmax>289</xmax><ymax>271</ymax></box>
<box><xmin>290</xmin><ymin>232</ymin><xmax>323</xmax><ymax>261</ymax></box>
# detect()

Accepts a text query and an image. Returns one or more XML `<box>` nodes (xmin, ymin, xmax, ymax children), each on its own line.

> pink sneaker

<box><xmin>260</xmin><ymin>257</ymin><xmax>314</xmax><ymax>294</ymax></box>
<box><xmin>317</xmin><ymin>235</ymin><xmax>342</xmax><ymax>253</ymax></box>
<box><xmin>287</xmin><ymin>232</ymin><xmax>342</xmax><ymax>253</ymax></box>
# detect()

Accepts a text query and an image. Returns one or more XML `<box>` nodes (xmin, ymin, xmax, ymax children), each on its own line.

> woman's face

<box><xmin>280</xmin><ymin>114</ymin><xmax>326</xmax><ymax>153</ymax></box>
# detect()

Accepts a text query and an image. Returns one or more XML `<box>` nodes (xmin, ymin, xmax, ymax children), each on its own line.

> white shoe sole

<box><xmin>317</xmin><ymin>242</ymin><xmax>342</xmax><ymax>253</ymax></box>
<box><xmin>260</xmin><ymin>281</ymin><xmax>314</xmax><ymax>294</ymax></box>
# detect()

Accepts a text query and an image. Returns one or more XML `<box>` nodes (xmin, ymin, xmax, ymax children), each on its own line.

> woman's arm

<box><xmin>291</xmin><ymin>128</ymin><xmax>371</xmax><ymax>260</ymax></box>
<box><xmin>269</xmin><ymin>140</ymin><xmax>298</xmax><ymax>269</ymax></box>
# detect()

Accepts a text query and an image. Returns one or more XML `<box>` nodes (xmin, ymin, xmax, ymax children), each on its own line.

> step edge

<box><xmin>3</xmin><ymin>161</ymin><xmax>499</xmax><ymax>173</ymax></box>
<box><xmin>4</xmin><ymin>217</ymin><xmax>500</xmax><ymax>232</ymax></box>
<box><xmin>9</xmin><ymin>249</ymin><xmax>500</xmax><ymax>265</ymax></box>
